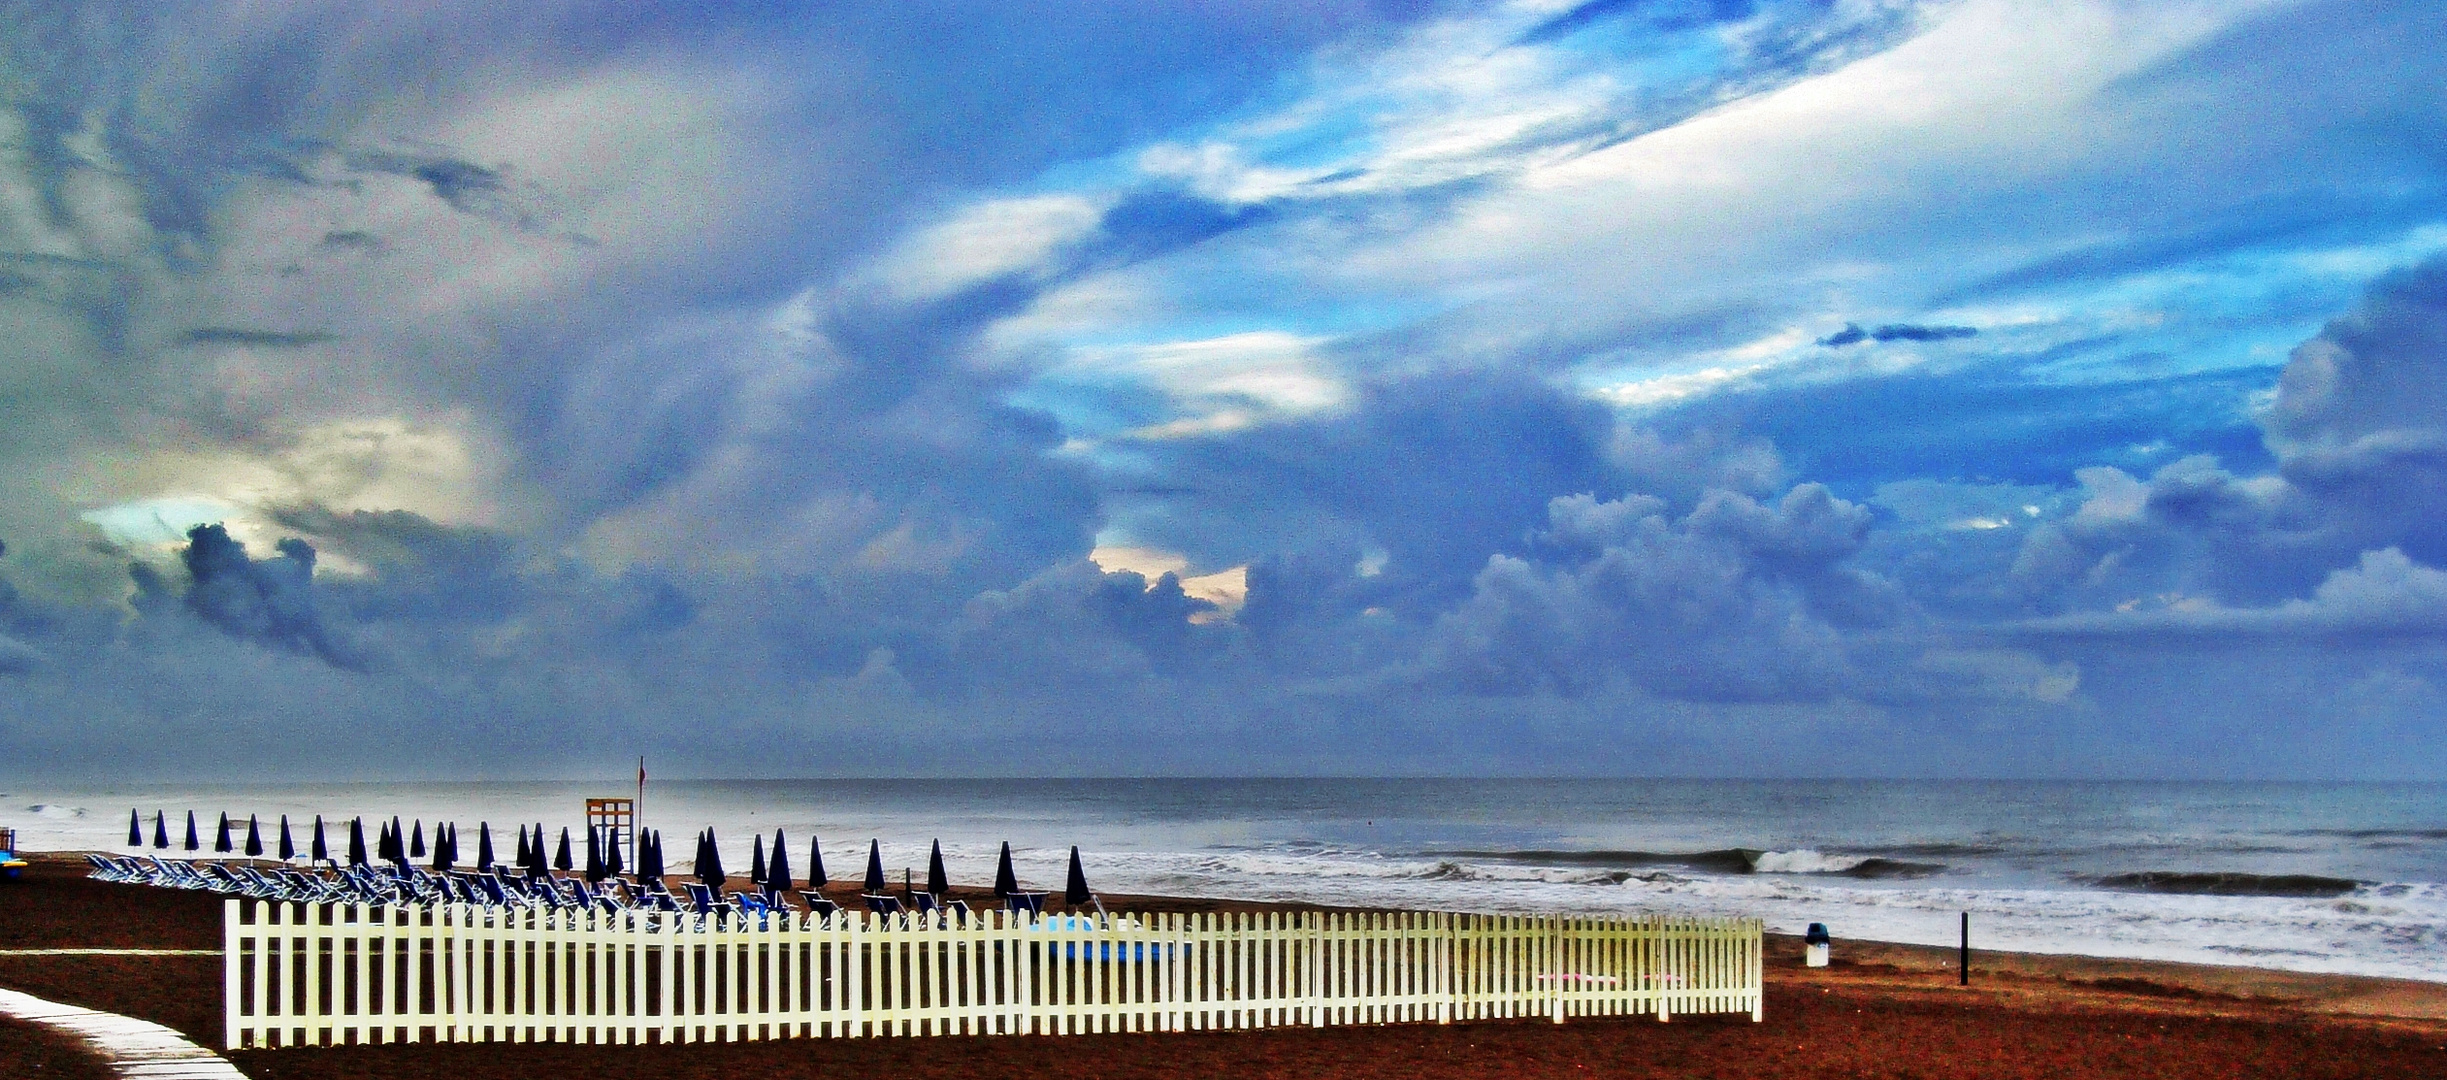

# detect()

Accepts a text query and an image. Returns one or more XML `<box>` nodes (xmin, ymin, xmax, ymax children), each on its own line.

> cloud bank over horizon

<box><xmin>2</xmin><ymin>0</ymin><xmax>2443</xmax><ymax>780</ymax></box>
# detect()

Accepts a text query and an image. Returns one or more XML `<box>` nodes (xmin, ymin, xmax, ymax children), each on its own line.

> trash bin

<box><xmin>1804</xmin><ymin>922</ymin><xmax>1830</xmax><ymax>967</ymax></box>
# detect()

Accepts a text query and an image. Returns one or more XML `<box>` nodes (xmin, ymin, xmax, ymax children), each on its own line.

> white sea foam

<box><xmin>1746</xmin><ymin>849</ymin><xmax>1867</xmax><ymax>874</ymax></box>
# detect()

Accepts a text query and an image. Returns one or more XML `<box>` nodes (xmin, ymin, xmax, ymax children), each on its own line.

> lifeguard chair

<box><xmin>585</xmin><ymin>798</ymin><xmax>635</xmax><ymax>866</ymax></box>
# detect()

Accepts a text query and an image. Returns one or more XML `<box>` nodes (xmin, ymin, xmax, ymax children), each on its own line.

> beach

<box><xmin>2</xmin><ymin>855</ymin><xmax>2442</xmax><ymax>1079</ymax></box>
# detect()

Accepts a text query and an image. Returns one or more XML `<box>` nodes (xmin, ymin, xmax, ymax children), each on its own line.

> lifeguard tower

<box><xmin>585</xmin><ymin>798</ymin><xmax>635</xmax><ymax>866</ymax></box>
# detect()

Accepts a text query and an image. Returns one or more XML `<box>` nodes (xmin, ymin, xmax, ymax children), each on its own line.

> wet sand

<box><xmin>5</xmin><ymin>854</ymin><xmax>2444</xmax><ymax>1078</ymax></box>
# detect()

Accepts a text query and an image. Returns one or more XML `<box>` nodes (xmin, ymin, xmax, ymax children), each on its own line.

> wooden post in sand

<box><xmin>1959</xmin><ymin>912</ymin><xmax>1970</xmax><ymax>986</ymax></box>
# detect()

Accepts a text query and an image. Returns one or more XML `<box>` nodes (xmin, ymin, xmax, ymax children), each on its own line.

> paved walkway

<box><xmin>0</xmin><ymin>985</ymin><xmax>245</xmax><ymax>1079</ymax></box>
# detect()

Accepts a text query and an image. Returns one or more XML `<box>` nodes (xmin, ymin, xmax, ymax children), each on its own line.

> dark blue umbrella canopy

<box><xmin>434</xmin><ymin>824</ymin><xmax>455</xmax><ymax>871</ymax></box>
<box><xmin>766</xmin><ymin>829</ymin><xmax>790</xmax><ymax>892</ymax></box>
<box><xmin>476</xmin><ymin>823</ymin><xmax>494</xmax><ymax>870</ymax></box>
<box><xmin>863</xmin><ymin>840</ymin><xmax>886</xmax><ymax>895</ymax></box>
<box><xmin>244</xmin><ymin>815</ymin><xmax>263</xmax><ymax>858</ymax></box>
<box><xmin>639</xmin><ymin>830</ymin><xmax>662</xmax><ymax>881</ymax></box>
<box><xmin>749</xmin><ymin>833</ymin><xmax>766</xmax><ymax>887</ymax></box>
<box><xmin>214</xmin><ymin>813</ymin><xmax>232</xmax><ymax>853</ymax></box>
<box><xmin>528</xmin><ymin>823</ymin><xmax>549</xmax><ymax>875</ymax></box>
<box><xmin>152</xmin><ymin>811</ymin><xmax>168</xmax><ymax>849</ymax></box>
<box><xmin>808</xmin><ymin>836</ymin><xmax>828</xmax><ymax>888</ymax></box>
<box><xmin>278</xmin><ymin>815</ymin><xmax>295</xmax><ymax>861</ymax></box>
<box><xmin>347</xmin><ymin>817</ymin><xmax>368</xmax><ymax>866</ymax></box>
<box><xmin>514</xmin><ymin>825</ymin><xmax>529</xmax><ymax>868</ymax></box>
<box><xmin>994</xmin><ymin>842</ymin><xmax>1018</xmax><ymax>897</ymax></box>
<box><xmin>127</xmin><ymin>809</ymin><xmax>142</xmax><ymax>847</ymax></box>
<box><xmin>1064</xmin><ymin>846</ymin><xmax>1092</xmax><ymax>906</ymax></box>
<box><xmin>390</xmin><ymin>816</ymin><xmax>407</xmax><ymax>864</ymax></box>
<box><xmin>604</xmin><ymin>828</ymin><xmax>623</xmax><ymax>878</ymax></box>
<box><xmin>311</xmin><ymin>816</ymin><xmax>329</xmax><ymax>862</ymax></box>
<box><xmin>697</xmin><ymin>829</ymin><xmax>724</xmax><ymax>885</ymax></box>
<box><xmin>410</xmin><ymin>820</ymin><xmax>425</xmax><ymax>859</ymax></box>
<box><xmin>183</xmin><ymin>811</ymin><xmax>199</xmax><ymax>851</ymax></box>
<box><xmin>554</xmin><ymin>827</ymin><xmax>573</xmax><ymax>872</ymax></box>
<box><xmin>584</xmin><ymin>825</ymin><xmax>605</xmax><ymax>882</ymax></box>
<box><xmin>926</xmin><ymin>840</ymin><xmax>949</xmax><ymax>896</ymax></box>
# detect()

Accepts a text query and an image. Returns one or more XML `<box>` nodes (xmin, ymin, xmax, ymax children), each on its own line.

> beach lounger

<box><xmin>682</xmin><ymin>882</ymin><xmax>736</xmax><ymax>924</ymax></box>
<box><xmin>912</xmin><ymin>892</ymin><xmax>970</xmax><ymax>924</ymax></box>
<box><xmin>1005</xmin><ymin>891</ymin><xmax>1046</xmax><ymax>916</ymax></box>
<box><xmin>84</xmin><ymin>855</ymin><xmax>130</xmax><ymax>883</ymax></box>
<box><xmin>796</xmin><ymin>891</ymin><xmax>839</xmax><ymax>919</ymax></box>
<box><xmin>862</xmin><ymin>893</ymin><xmax>904</xmax><ymax>916</ymax></box>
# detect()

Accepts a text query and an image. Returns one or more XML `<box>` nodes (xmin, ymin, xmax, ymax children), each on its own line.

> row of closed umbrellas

<box><xmin>129</xmin><ymin>809</ymin><xmax>1098</xmax><ymax>903</ymax></box>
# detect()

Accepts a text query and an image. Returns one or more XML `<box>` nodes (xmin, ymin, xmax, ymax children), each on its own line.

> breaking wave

<box><xmin>1442</xmin><ymin>847</ymin><xmax>1942</xmax><ymax>879</ymax></box>
<box><xmin>2085</xmin><ymin>871</ymin><xmax>2363</xmax><ymax>898</ymax></box>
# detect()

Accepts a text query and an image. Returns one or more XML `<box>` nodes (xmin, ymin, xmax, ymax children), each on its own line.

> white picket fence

<box><xmin>225</xmin><ymin>899</ymin><xmax>1761</xmax><ymax>1049</ymax></box>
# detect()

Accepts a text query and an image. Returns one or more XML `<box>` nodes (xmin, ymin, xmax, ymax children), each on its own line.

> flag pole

<box><xmin>635</xmin><ymin>756</ymin><xmax>646</xmax><ymax>871</ymax></box>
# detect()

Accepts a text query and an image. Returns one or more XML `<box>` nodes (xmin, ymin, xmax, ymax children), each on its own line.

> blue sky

<box><xmin>2</xmin><ymin>0</ymin><xmax>2444</xmax><ymax>779</ymax></box>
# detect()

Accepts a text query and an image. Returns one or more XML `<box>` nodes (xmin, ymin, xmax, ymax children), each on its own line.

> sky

<box><xmin>1</xmin><ymin>0</ymin><xmax>2443</xmax><ymax>780</ymax></box>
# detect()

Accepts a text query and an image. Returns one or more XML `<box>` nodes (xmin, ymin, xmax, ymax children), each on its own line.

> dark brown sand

<box><xmin>0</xmin><ymin>1017</ymin><xmax>116</xmax><ymax>1080</ymax></box>
<box><xmin>5</xmin><ymin>854</ymin><xmax>2445</xmax><ymax>1079</ymax></box>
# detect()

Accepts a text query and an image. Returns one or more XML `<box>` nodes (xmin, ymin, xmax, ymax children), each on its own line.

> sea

<box><xmin>10</xmin><ymin>779</ymin><xmax>2444</xmax><ymax>983</ymax></box>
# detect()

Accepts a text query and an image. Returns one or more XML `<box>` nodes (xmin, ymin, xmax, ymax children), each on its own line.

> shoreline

<box><xmin>6</xmin><ymin>853</ymin><xmax>2446</xmax><ymax>1078</ymax></box>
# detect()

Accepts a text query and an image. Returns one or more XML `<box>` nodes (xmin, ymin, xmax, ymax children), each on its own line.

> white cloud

<box><xmin>873</xmin><ymin>194</ymin><xmax>1108</xmax><ymax>301</ymax></box>
<box><xmin>1364</xmin><ymin>0</ymin><xmax>2282</xmax><ymax>356</ymax></box>
<box><xmin>1065</xmin><ymin>331</ymin><xmax>1350</xmax><ymax>437</ymax></box>
<box><xmin>1089</xmin><ymin>544</ymin><xmax>1249</xmax><ymax>615</ymax></box>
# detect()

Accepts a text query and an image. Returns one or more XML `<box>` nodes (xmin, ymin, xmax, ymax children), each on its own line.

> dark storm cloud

<box><xmin>150</xmin><ymin>524</ymin><xmax>363</xmax><ymax>670</ymax></box>
<box><xmin>1417</xmin><ymin>485</ymin><xmax>1900</xmax><ymax>702</ymax></box>
<box><xmin>1125</xmin><ymin>373</ymin><xmax>1624</xmax><ymax>614</ymax></box>
<box><xmin>181</xmin><ymin>328</ymin><xmax>334</xmax><ymax>348</ymax></box>
<box><xmin>1817</xmin><ymin>323</ymin><xmax>1978</xmax><ymax>347</ymax></box>
<box><xmin>944</xmin><ymin>561</ymin><xmax>1229</xmax><ymax>688</ymax></box>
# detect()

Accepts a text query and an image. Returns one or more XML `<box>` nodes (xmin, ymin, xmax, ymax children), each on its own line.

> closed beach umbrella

<box><xmin>993</xmin><ymin>842</ymin><xmax>1017</xmax><ymax>898</ymax></box>
<box><xmin>863</xmin><ymin>840</ymin><xmax>886</xmax><ymax>895</ymax></box>
<box><xmin>1064</xmin><ymin>846</ymin><xmax>1092</xmax><ymax>907</ymax></box>
<box><xmin>698</xmin><ymin>829</ymin><xmax>725</xmax><ymax>885</ymax></box>
<box><xmin>152</xmin><ymin>811</ymin><xmax>167</xmax><ymax>849</ymax></box>
<box><xmin>513</xmin><ymin>825</ymin><xmax>529</xmax><ymax>868</ymax></box>
<box><xmin>375</xmin><ymin>820</ymin><xmax>392</xmax><ymax>862</ymax></box>
<box><xmin>214</xmin><ymin>813</ymin><xmax>232</xmax><ymax>853</ymax></box>
<box><xmin>184</xmin><ymin>811</ymin><xmax>199</xmax><ymax>851</ymax></box>
<box><xmin>244</xmin><ymin>815</ymin><xmax>263</xmax><ymax>858</ymax></box>
<box><xmin>347</xmin><ymin>817</ymin><xmax>368</xmax><ymax>867</ymax></box>
<box><xmin>128</xmin><ymin>809</ymin><xmax>143</xmax><ymax>847</ymax></box>
<box><xmin>605</xmin><ymin>830</ymin><xmax>623</xmax><ymax>878</ymax></box>
<box><xmin>586</xmin><ymin>826</ymin><xmax>607</xmax><ymax>882</ymax></box>
<box><xmin>554</xmin><ymin>827</ymin><xmax>573</xmax><ymax>872</ymax></box>
<box><xmin>640</xmin><ymin>830</ymin><xmax>662</xmax><ymax>881</ymax></box>
<box><xmin>390</xmin><ymin>816</ymin><xmax>406</xmax><ymax>864</ymax></box>
<box><xmin>433</xmin><ymin>824</ymin><xmax>454</xmax><ymax>871</ymax></box>
<box><xmin>278</xmin><ymin>816</ymin><xmax>295</xmax><ymax>861</ymax></box>
<box><xmin>767</xmin><ymin>830</ymin><xmax>790</xmax><ymax>892</ymax></box>
<box><xmin>476</xmin><ymin>824</ymin><xmax>494</xmax><ymax>870</ymax></box>
<box><xmin>808</xmin><ymin>836</ymin><xmax>828</xmax><ymax>889</ymax></box>
<box><xmin>410</xmin><ymin>820</ymin><xmax>425</xmax><ymax>859</ymax></box>
<box><xmin>749</xmin><ymin>834</ymin><xmax>766</xmax><ymax>888</ymax></box>
<box><xmin>311</xmin><ymin>816</ymin><xmax>328</xmax><ymax>863</ymax></box>
<box><xmin>926</xmin><ymin>840</ymin><xmax>948</xmax><ymax>897</ymax></box>
<box><xmin>528</xmin><ymin>824</ymin><xmax>549</xmax><ymax>875</ymax></box>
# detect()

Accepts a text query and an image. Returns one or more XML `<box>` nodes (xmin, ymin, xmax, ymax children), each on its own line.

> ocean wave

<box><xmin>24</xmin><ymin>804</ymin><xmax>85</xmax><ymax>819</ymax></box>
<box><xmin>1441</xmin><ymin>847</ymin><xmax>1943</xmax><ymax>879</ymax></box>
<box><xmin>2085</xmin><ymin>871</ymin><xmax>2362</xmax><ymax>898</ymax></box>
